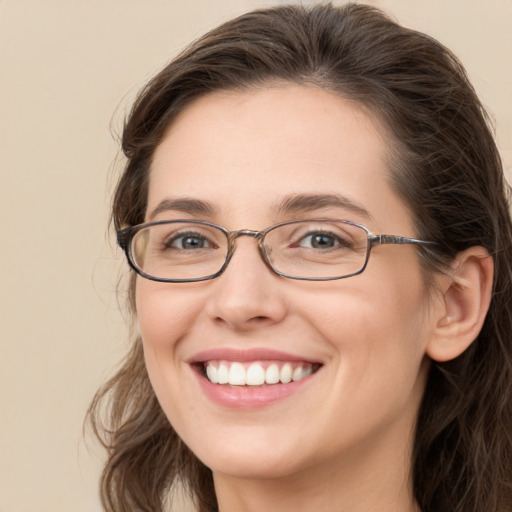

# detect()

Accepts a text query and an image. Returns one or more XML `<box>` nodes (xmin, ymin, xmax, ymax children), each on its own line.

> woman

<box><xmin>88</xmin><ymin>3</ymin><xmax>512</xmax><ymax>511</ymax></box>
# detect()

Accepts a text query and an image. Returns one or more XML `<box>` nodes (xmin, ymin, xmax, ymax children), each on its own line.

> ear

<box><xmin>426</xmin><ymin>246</ymin><xmax>494</xmax><ymax>362</ymax></box>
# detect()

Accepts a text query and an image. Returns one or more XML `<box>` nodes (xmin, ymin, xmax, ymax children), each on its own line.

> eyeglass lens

<box><xmin>129</xmin><ymin>220</ymin><xmax>370</xmax><ymax>281</ymax></box>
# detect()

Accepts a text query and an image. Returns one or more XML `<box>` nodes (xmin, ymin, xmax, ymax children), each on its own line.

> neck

<box><xmin>213</xmin><ymin>423</ymin><xmax>421</xmax><ymax>512</ymax></box>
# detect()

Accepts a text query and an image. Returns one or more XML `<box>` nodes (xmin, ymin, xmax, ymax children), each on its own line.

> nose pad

<box><xmin>205</xmin><ymin>237</ymin><xmax>287</xmax><ymax>330</ymax></box>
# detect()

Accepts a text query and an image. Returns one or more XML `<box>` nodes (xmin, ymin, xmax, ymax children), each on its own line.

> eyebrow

<box><xmin>148</xmin><ymin>197</ymin><xmax>219</xmax><ymax>220</ymax></box>
<box><xmin>147</xmin><ymin>192</ymin><xmax>372</xmax><ymax>222</ymax></box>
<box><xmin>275</xmin><ymin>193</ymin><xmax>373</xmax><ymax>220</ymax></box>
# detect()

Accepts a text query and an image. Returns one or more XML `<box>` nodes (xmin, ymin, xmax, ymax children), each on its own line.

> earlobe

<box><xmin>426</xmin><ymin>247</ymin><xmax>494</xmax><ymax>362</ymax></box>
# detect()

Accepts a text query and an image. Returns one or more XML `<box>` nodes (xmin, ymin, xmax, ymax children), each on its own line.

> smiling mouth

<box><xmin>199</xmin><ymin>360</ymin><xmax>322</xmax><ymax>386</ymax></box>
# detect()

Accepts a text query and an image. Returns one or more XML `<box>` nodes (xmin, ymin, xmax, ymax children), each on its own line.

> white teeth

<box><xmin>204</xmin><ymin>361</ymin><xmax>316</xmax><ymax>386</ymax></box>
<box><xmin>246</xmin><ymin>363</ymin><xmax>266</xmax><ymax>386</ymax></box>
<box><xmin>294</xmin><ymin>365</ymin><xmax>313</xmax><ymax>380</ymax></box>
<box><xmin>280</xmin><ymin>363</ymin><xmax>293</xmax><ymax>384</ymax></box>
<box><xmin>206</xmin><ymin>364</ymin><xmax>218</xmax><ymax>384</ymax></box>
<box><xmin>218</xmin><ymin>363</ymin><xmax>229</xmax><ymax>384</ymax></box>
<box><xmin>265</xmin><ymin>364</ymin><xmax>280</xmax><ymax>384</ymax></box>
<box><xmin>229</xmin><ymin>362</ymin><xmax>246</xmax><ymax>385</ymax></box>
<box><xmin>292</xmin><ymin>366</ymin><xmax>307</xmax><ymax>382</ymax></box>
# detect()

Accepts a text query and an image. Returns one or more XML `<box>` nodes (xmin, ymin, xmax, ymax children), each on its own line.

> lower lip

<box><xmin>193</xmin><ymin>368</ymin><xmax>317</xmax><ymax>409</ymax></box>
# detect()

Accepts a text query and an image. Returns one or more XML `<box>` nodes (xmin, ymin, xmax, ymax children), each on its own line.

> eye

<box><xmin>297</xmin><ymin>231</ymin><xmax>351</xmax><ymax>250</ymax></box>
<box><xmin>166</xmin><ymin>232</ymin><xmax>215</xmax><ymax>250</ymax></box>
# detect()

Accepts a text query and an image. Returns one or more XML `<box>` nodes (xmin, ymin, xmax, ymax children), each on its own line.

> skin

<box><xmin>136</xmin><ymin>85</ymin><xmax>444</xmax><ymax>512</ymax></box>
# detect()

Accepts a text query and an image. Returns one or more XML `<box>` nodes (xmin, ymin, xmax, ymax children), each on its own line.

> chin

<box><xmin>187</xmin><ymin>431</ymin><xmax>310</xmax><ymax>480</ymax></box>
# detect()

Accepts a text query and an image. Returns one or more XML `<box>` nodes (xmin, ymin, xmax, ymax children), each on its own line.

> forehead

<box><xmin>148</xmin><ymin>85</ymin><xmax>411</xmax><ymax>233</ymax></box>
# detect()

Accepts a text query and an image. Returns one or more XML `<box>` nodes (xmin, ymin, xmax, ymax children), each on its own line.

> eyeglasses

<box><xmin>117</xmin><ymin>218</ymin><xmax>433</xmax><ymax>283</ymax></box>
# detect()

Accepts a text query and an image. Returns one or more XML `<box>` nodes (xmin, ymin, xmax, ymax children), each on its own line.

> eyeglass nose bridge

<box><xmin>222</xmin><ymin>228</ymin><xmax>273</xmax><ymax>275</ymax></box>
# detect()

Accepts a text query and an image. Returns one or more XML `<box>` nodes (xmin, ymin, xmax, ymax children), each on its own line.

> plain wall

<box><xmin>1</xmin><ymin>1</ymin><xmax>510</xmax><ymax>510</ymax></box>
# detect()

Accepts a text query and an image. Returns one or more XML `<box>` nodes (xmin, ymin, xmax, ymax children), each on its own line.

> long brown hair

<box><xmin>88</xmin><ymin>4</ymin><xmax>512</xmax><ymax>511</ymax></box>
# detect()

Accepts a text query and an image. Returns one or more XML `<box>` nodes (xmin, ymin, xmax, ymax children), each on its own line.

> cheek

<box><xmin>135</xmin><ymin>280</ymin><xmax>206</xmax><ymax>358</ymax></box>
<box><xmin>324</xmin><ymin>285</ymin><xmax>429</xmax><ymax>420</ymax></box>
<box><xmin>309</xmin><ymin>270</ymin><xmax>428</xmax><ymax>344</ymax></box>
<box><xmin>304</xmin><ymin>260</ymin><xmax>431</xmax><ymax>388</ymax></box>
<box><xmin>134</xmin><ymin>281</ymin><xmax>207</xmax><ymax>424</ymax></box>
<box><xmin>365</xmin><ymin>273</ymin><xmax>431</xmax><ymax>368</ymax></box>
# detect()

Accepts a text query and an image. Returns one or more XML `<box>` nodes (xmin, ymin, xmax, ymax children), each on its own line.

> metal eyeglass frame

<box><xmin>117</xmin><ymin>218</ymin><xmax>434</xmax><ymax>283</ymax></box>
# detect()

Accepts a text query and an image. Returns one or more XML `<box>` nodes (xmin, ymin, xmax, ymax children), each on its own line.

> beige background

<box><xmin>1</xmin><ymin>1</ymin><xmax>510</xmax><ymax>511</ymax></box>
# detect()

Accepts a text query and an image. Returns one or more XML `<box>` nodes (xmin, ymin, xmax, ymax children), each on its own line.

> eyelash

<box><xmin>164</xmin><ymin>232</ymin><xmax>215</xmax><ymax>250</ymax></box>
<box><xmin>293</xmin><ymin>230</ymin><xmax>353</xmax><ymax>250</ymax></box>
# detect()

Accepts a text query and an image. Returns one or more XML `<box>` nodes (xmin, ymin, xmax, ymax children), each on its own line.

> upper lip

<box><xmin>187</xmin><ymin>348</ymin><xmax>322</xmax><ymax>364</ymax></box>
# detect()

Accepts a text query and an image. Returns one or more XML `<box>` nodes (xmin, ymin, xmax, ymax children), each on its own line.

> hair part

<box><xmin>88</xmin><ymin>3</ymin><xmax>512</xmax><ymax>511</ymax></box>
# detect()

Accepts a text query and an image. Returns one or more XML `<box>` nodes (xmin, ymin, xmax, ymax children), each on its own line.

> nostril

<box><xmin>246</xmin><ymin>315</ymin><xmax>275</xmax><ymax>327</ymax></box>
<box><xmin>213</xmin><ymin>315</ymin><xmax>270</xmax><ymax>326</ymax></box>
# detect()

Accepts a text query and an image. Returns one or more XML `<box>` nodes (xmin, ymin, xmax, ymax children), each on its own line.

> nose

<box><xmin>205</xmin><ymin>236</ymin><xmax>288</xmax><ymax>331</ymax></box>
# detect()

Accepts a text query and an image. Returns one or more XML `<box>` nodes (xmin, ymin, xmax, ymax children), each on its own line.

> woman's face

<box><xmin>136</xmin><ymin>85</ymin><xmax>437</xmax><ymax>482</ymax></box>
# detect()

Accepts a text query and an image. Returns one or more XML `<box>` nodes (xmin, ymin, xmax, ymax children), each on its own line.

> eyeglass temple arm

<box><xmin>370</xmin><ymin>235</ymin><xmax>435</xmax><ymax>246</ymax></box>
<box><xmin>117</xmin><ymin>227</ymin><xmax>131</xmax><ymax>250</ymax></box>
